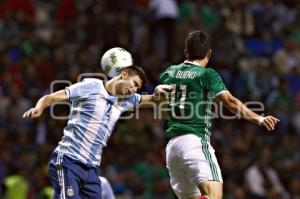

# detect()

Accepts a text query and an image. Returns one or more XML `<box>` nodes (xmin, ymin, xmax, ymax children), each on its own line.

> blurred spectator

<box><xmin>148</xmin><ymin>0</ymin><xmax>179</xmax><ymax>60</ymax></box>
<box><xmin>289</xmin><ymin>178</ymin><xmax>300</xmax><ymax>199</ymax></box>
<box><xmin>4</xmin><ymin>172</ymin><xmax>30</xmax><ymax>199</ymax></box>
<box><xmin>223</xmin><ymin>0</ymin><xmax>255</xmax><ymax>37</ymax></box>
<box><xmin>0</xmin><ymin>0</ymin><xmax>35</xmax><ymax>20</ymax></box>
<box><xmin>273</xmin><ymin>36</ymin><xmax>300</xmax><ymax>75</ymax></box>
<box><xmin>245</xmin><ymin>147</ymin><xmax>290</xmax><ymax>199</ymax></box>
<box><xmin>55</xmin><ymin>0</ymin><xmax>78</xmax><ymax>28</ymax></box>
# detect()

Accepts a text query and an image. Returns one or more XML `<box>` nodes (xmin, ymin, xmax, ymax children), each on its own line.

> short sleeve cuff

<box><xmin>136</xmin><ymin>94</ymin><xmax>142</xmax><ymax>105</ymax></box>
<box><xmin>65</xmin><ymin>88</ymin><xmax>70</xmax><ymax>101</ymax></box>
<box><xmin>214</xmin><ymin>90</ymin><xmax>229</xmax><ymax>98</ymax></box>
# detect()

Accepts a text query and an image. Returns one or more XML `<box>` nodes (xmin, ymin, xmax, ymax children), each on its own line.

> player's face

<box><xmin>115</xmin><ymin>72</ymin><xmax>142</xmax><ymax>96</ymax></box>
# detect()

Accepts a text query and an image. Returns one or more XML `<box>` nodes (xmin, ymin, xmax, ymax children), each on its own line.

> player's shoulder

<box><xmin>81</xmin><ymin>78</ymin><xmax>104</xmax><ymax>87</ymax></box>
<box><xmin>204</xmin><ymin>67</ymin><xmax>219</xmax><ymax>76</ymax></box>
<box><xmin>79</xmin><ymin>78</ymin><xmax>104</xmax><ymax>93</ymax></box>
<box><xmin>82</xmin><ymin>78</ymin><xmax>103</xmax><ymax>84</ymax></box>
<box><xmin>164</xmin><ymin>63</ymin><xmax>181</xmax><ymax>71</ymax></box>
<box><xmin>161</xmin><ymin>63</ymin><xmax>186</xmax><ymax>75</ymax></box>
<box><xmin>204</xmin><ymin>67</ymin><xmax>217</xmax><ymax>73</ymax></box>
<box><xmin>203</xmin><ymin>67</ymin><xmax>226</xmax><ymax>85</ymax></box>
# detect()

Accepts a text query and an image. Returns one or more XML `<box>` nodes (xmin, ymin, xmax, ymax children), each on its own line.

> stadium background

<box><xmin>0</xmin><ymin>0</ymin><xmax>299</xmax><ymax>198</ymax></box>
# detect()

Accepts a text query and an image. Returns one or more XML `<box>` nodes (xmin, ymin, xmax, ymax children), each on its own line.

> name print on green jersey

<box><xmin>168</xmin><ymin>70</ymin><xmax>197</xmax><ymax>79</ymax></box>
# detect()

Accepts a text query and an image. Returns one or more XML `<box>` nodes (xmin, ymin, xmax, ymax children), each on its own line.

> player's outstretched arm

<box><xmin>23</xmin><ymin>90</ymin><xmax>68</xmax><ymax>118</ymax></box>
<box><xmin>215</xmin><ymin>92</ymin><xmax>280</xmax><ymax>131</ymax></box>
<box><xmin>139</xmin><ymin>85</ymin><xmax>172</xmax><ymax>107</ymax></box>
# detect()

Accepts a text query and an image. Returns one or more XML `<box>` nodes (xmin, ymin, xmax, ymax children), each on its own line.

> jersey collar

<box><xmin>184</xmin><ymin>60</ymin><xmax>203</xmax><ymax>67</ymax></box>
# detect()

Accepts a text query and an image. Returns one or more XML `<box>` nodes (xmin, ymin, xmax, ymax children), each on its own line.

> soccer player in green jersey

<box><xmin>160</xmin><ymin>31</ymin><xmax>279</xmax><ymax>199</ymax></box>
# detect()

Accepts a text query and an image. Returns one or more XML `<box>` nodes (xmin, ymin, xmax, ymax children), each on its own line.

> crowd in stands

<box><xmin>0</xmin><ymin>0</ymin><xmax>299</xmax><ymax>198</ymax></box>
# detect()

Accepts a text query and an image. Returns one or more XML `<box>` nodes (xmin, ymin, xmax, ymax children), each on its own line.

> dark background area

<box><xmin>0</xmin><ymin>0</ymin><xmax>299</xmax><ymax>198</ymax></box>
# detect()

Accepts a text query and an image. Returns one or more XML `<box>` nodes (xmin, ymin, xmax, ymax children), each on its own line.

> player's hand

<box><xmin>23</xmin><ymin>107</ymin><xmax>43</xmax><ymax>118</ymax></box>
<box><xmin>258</xmin><ymin>115</ymin><xmax>280</xmax><ymax>131</ymax></box>
<box><xmin>154</xmin><ymin>85</ymin><xmax>173</xmax><ymax>100</ymax></box>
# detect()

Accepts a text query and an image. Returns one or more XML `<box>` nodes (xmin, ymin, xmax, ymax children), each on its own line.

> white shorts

<box><xmin>166</xmin><ymin>134</ymin><xmax>223</xmax><ymax>199</ymax></box>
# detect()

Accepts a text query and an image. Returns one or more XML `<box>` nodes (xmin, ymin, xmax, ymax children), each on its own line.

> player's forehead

<box><xmin>130</xmin><ymin>74</ymin><xmax>143</xmax><ymax>88</ymax></box>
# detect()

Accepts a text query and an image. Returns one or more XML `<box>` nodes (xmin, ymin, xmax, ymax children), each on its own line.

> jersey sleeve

<box><xmin>128</xmin><ymin>93</ymin><xmax>142</xmax><ymax>107</ymax></box>
<box><xmin>65</xmin><ymin>79</ymin><xmax>100</xmax><ymax>101</ymax></box>
<box><xmin>204</xmin><ymin>68</ymin><xmax>228</xmax><ymax>97</ymax></box>
<box><xmin>121</xmin><ymin>93</ymin><xmax>142</xmax><ymax>111</ymax></box>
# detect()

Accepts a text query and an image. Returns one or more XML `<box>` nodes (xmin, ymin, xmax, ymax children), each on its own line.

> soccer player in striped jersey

<box><xmin>23</xmin><ymin>65</ymin><xmax>171</xmax><ymax>199</ymax></box>
<box><xmin>159</xmin><ymin>31</ymin><xmax>280</xmax><ymax>199</ymax></box>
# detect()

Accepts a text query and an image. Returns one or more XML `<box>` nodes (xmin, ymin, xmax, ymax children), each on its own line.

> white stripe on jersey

<box><xmin>78</xmin><ymin>99</ymin><xmax>107</xmax><ymax>161</ymax></box>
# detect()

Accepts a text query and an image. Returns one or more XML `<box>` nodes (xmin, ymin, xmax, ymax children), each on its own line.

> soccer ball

<box><xmin>101</xmin><ymin>47</ymin><xmax>133</xmax><ymax>78</ymax></box>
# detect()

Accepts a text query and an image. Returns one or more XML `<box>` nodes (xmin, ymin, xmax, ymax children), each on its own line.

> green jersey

<box><xmin>160</xmin><ymin>61</ymin><xmax>227</xmax><ymax>141</ymax></box>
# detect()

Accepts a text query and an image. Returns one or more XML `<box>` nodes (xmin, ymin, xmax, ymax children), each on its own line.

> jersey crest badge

<box><xmin>66</xmin><ymin>186</ymin><xmax>74</xmax><ymax>197</ymax></box>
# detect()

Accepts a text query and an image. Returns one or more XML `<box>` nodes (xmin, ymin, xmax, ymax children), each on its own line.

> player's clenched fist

<box><xmin>154</xmin><ymin>85</ymin><xmax>173</xmax><ymax>100</ymax></box>
<box><xmin>258</xmin><ymin>115</ymin><xmax>280</xmax><ymax>131</ymax></box>
<box><xmin>23</xmin><ymin>107</ymin><xmax>43</xmax><ymax>118</ymax></box>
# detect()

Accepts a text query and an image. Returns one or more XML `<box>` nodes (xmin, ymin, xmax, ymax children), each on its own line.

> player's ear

<box><xmin>121</xmin><ymin>70</ymin><xmax>129</xmax><ymax>79</ymax></box>
<box><xmin>184</xmin><ymin>49</ymin><xmax>189</xmax><ymax>59</ymax></box>
<box><xmin>206</xmin><ymin>49</ymin><xmax>212</xmax><ymax>59</ymax></box>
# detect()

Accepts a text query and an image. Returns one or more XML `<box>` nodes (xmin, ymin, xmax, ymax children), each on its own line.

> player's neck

<box><xmin>185</xmin><ymin>59</ymin><xmax>208</xmax><ymax>67</ymax></box>
<box><xmin>105</xmin><ymin>79</ymin><xmax>115</xmax><ymax>96</ymax></box>
<box><xmin>193</xmin><ymin>59</ymin><xmax>208</xmax><ymax>67</ymax></box>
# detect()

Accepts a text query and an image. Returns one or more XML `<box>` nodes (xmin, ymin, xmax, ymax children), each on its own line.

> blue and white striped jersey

<box><xmin>53</xmin><ymin>78</ymin><xmax>141</xmax><ymax>166</ymax></box>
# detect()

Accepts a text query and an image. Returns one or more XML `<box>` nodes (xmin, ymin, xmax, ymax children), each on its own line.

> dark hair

<box><xmin>121</xmin><ymin>65</ymin><xmax>148</xmax><ymax>86</ymax></box>
<box><xmin>185</xmin><ymin>30</ymin><xmax>212</xmax><ymax>60</ymax></box>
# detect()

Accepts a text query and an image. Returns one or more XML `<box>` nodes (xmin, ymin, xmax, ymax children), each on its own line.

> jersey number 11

<box><xmin>170</xmin><ymin>84</ymin><xmax>187</xmax><ymax>110</ymax></box>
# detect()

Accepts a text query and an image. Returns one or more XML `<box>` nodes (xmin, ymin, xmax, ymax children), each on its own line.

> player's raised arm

<box><xmin>23</xmin><ymin>90</ymin><xmax>68</xmax><ymax>118</ymax></box>
<box><xmin>215</xmin><ymin>92</ymin><xmax>280</xmax><ymax>131</ymax></box>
